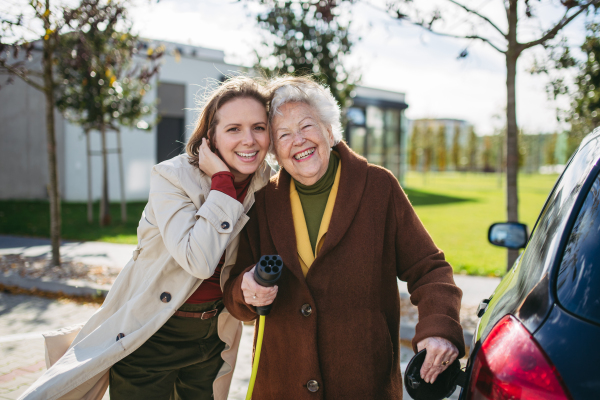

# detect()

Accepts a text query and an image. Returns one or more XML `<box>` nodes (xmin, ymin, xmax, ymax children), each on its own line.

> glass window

<box><xmin>366</xmin><ymin>106</ymin><xmax>384</xmax><ymax>165</ymax></box>
<box><xmin>384</xmin><ymin>110</ymin><xmax>401</xmax><ymax>177</ymax></box>
<box><xmin>557</xmin><ymin>170</ymin><xmax>600</xmax><ymax>325</ymax></box>
<box><xmin>349</xmin><ymin>127</ymin><xmax>366</xmax><ymax>155</ymax></box>
<box><xmin>347</xmin><ymin>107</ymin><xmax>366</xmax><ymax>126</ymax></box>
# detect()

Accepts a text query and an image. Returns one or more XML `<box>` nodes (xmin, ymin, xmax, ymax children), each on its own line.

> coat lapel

<box><xmin>264</xmin><ymin>170</ymin><xmax>307</xmax><ymax>284</ymax></box>
<box><xmin>314</xmin><ymin>141</ymin><xmax>368</xmax><ymax>261</ymax></box>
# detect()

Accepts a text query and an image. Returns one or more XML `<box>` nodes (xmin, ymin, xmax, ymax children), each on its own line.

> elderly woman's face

<box><xmin>272</xmin><ymin>102</ymin><xmax>334</xmax><ymax>186</ymax></box>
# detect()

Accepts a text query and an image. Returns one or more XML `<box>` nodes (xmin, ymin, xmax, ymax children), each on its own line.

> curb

<box><xmin>0</xmin><ymin>273</ymin><xmax>110</xmax><ymax>298</ymax></box>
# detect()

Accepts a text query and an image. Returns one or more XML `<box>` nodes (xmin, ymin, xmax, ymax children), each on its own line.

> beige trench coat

<box><xmin>18</xmin><ymin>155</ymin><xmax>272</xmax><ymax>400</ymax></box>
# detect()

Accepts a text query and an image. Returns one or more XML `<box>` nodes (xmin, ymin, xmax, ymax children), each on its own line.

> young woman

<box><xmin>19</xmin><ymin>77</ymin><xmax>272</xmax><ymax>400</ymax></box>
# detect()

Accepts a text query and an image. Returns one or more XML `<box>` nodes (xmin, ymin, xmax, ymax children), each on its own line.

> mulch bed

<box><xmin>0</xmin><ymin>254</ymin><xmax>119</xmax><ymax>286</ymax></box>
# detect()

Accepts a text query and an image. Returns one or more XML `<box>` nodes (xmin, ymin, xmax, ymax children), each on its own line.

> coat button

<box><xmin>116</xmin><ymin>333</ymin><xmax>125</xmax><ymax>341</ymax></box>
<box><xmin>307</xmin><ymin>380</ymin><xmax>319</xmax><ymax>392</ymax></box>
<box><xmin>221</xmin><ymin>221</ymin><xmax>230</xmax><ymax>230</ymax></box>
<box><xmin>301</xmin><ymin>304</ymin><xmax>312</xmax><ymax>317</ymax></box>
<box><xmin>160</xmin><ymin>292</ymin><xmax>171</xmax><ymax>303</ymax></box>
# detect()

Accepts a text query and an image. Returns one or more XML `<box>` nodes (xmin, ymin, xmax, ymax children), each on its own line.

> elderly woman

<box><xmin>223</xmin><ymin>77</ymin><xmax>465</xmax><ymax>399</ymax></box>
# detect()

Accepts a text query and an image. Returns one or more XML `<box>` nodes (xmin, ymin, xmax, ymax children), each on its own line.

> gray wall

<box><xmin>0</xmin><ymin>74</ymin><xmax>65</xmax><ymax>200</ymax></box>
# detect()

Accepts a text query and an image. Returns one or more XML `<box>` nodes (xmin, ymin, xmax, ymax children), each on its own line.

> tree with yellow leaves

<box><xmin>54</xmin><ymin>1</ymin><xmax>162</xmax><ymax>226</ymax></box>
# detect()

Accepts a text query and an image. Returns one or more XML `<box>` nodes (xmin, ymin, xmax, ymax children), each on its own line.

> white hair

<box><xmin>269</xmin><ymin>76</ymin><xmax>343</xmax><ymax>145</ymax></box>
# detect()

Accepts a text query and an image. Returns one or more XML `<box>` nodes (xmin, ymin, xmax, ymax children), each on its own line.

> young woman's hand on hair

<box><xmin>198</xmin><ymin>138</ymin><xmax>230</xmax><ymax>177</ymax></box>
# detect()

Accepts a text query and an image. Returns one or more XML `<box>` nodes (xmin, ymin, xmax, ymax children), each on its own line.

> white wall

<box><xmin>62</xmin><ymin>53</ymin><xmax>244</xmax><ymax>202</ymax></box>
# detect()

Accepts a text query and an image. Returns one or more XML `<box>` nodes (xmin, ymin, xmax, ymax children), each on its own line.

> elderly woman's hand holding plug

<box><xmin>241</xmin><ymin>266</ymin><xmax>278</xmax><ymax>307</ymax></box>
<box><xmin>417</xmin><ymin>337</ymin><xmax>459</xmax><ymax>383</ymax></box>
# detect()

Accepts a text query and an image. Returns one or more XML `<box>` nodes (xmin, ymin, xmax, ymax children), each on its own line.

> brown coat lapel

<box><xmin>263</xmin><ymin>169</ymin><xmax>306</xmax><ymax>284</ymax></box>
<box><xmin>316</xmin><ymin>141</ymin><xmax>368</xmax><ymax>261</ymax></box>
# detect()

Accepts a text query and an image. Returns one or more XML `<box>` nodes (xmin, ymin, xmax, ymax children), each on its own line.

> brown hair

<box><xmin>186</xmin><ymin>76</ymin><xmax>269</xmax><ymax>167</ymax></box>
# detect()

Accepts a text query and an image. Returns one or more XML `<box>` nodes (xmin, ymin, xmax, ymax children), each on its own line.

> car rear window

<box><xmin>557</xmin><ymin>170</ymin><xmax>600</xmax><ymax>325</ymax></box>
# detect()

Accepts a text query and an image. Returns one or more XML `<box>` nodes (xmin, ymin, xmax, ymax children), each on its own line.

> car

<box><xmin>457</xmin><ymin>128</ymin><xmax>600</xmax><ymax>400</ymax></box>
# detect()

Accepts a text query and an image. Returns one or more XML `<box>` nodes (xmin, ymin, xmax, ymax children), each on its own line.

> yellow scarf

<box><xmin>289</xmin><ymin>159</ymin><xmax>342</xmax><ymax>277</ymax></box>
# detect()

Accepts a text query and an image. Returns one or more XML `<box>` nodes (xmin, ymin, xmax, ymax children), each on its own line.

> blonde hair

<box><xmin>186</xmin><ymin>76</ymin><xmax>269</xmax><ymax>167</ymax></box>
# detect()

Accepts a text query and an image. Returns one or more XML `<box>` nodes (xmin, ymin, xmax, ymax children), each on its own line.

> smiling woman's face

<box><xmin>212</xmin><ymin>97</ymin><xmax>269</xmax><ymax>182</ymax></box>
<box><xmin>272</xmin><ymin>102</ymin><xmax>334</xmax><ymax>186</ymax></box>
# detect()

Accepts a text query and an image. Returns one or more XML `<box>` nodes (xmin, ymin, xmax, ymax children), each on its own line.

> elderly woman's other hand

<box><xmin>198</xmin><ymin>138</ymin><xmax>229</xmax><ymax>177</ymax></box>
<box><xmin>241</xmin><ymin>266</ymin><xmax>279</xmax><ymax>307</ymax></box>
<box><xmin>417</xmin><ymin>336</ymin><xmax>459</xmax><ymax>384</ymax></box>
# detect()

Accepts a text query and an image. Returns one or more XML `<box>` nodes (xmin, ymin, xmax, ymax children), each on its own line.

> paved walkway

<box><xmin>0</xmin><ymin>235</ymin><xmax>500</xmax><ymax>309</ymax></box>
<box><xmin>0</xmin><ymin>236</ymin><xmax>135</xmax><ymax>270</ymax></box>
<box><xmin>0</xmin><ymin>293</ymin><xmax>444</xmax><ymax>400</ymax></box>
<box><xmin>0</xmin><ymin>236</ymin><xmax>488</xmax><ymax>399</ymax></box>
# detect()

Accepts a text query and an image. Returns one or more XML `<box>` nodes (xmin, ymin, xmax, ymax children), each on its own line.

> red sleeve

<box><xmin>211</xmin><ymin>171</ymin><xmax>236</xmax><ymax>199</ymax></box>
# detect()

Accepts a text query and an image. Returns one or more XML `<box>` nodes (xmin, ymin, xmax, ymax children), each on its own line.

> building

<box><xmin>0</xmin><ymin>40</ymin><xmax>409</xmax><ymax>202</ymax></box>
<box><xmin>346</xmin><ymin>87</ymin><xmax>409</xmax><ymax>184</ymax></box>
<box><xmin>0</xmin><ymin>40</ymin><xmax>244</xmax><ymax>202</ymax></box>
<box><xmin>408</xmin><ymin>118</ymin><xmax>474</xmax><ymax>172</ymax></box>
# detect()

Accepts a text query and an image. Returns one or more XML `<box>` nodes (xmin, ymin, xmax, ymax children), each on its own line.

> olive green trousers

<box><xmin>110</xmin><ymin>300</ymin><xmax>226</xmax><ymax>400</ymax></box>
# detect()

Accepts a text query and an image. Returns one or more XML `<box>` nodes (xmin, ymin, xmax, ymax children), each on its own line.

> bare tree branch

<box><xmin>522</xmin><ymin>0</ymin><xmax>600</xmax><ymax>49</ymax></box>
<box><xmin>362</xmin><ymin>1</ymin><xmax>506</xmax><ymax>53</ymax></box>
<box><xmin>413</xmin><ymin>20</ymin><xmax>507</xmax><ymax>53</ymax></box>
<box><xmin>0</xmin><ymin>61</ymin><xmax>44</xmax><ymax>91</ymax></box>
<box><xmin>446</xmin><ymin>0</ymin><xmax>507</xmax><ymax>38</ymax></box>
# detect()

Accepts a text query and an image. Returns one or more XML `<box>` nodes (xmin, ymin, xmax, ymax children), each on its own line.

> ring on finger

<box><xmin>441</xmin><ymin>360</ymin><xmax>450</xmax><ymax>366</ymax></box>
<box><xmin>252</xmin><ymin>293</ymin><xmax>257</xmax><ymax>300</ymax></box>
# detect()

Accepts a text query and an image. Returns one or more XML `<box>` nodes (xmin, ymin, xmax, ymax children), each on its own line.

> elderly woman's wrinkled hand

<box><xmin>198</xmin><ymin>138</ymin><xmax>229</xmax><ymax>177</ymax></box>
<box><xmin>241</xmin><ymin>266</ymin><xmax>279</xmax><ymax>307</ymax></box>
<box><xmin>416</xmin><ymin>336</ymin><xmax>459</xmax><ymax>384</ymax></box>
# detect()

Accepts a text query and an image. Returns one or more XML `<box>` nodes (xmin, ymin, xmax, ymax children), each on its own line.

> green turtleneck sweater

<box><xmin>294</xmin><ymin>152</ymin><xmax>340</xmax><ymax>253</ymax></box>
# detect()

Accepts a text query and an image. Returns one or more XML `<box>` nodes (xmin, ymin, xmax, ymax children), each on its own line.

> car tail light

<box><xmin>465</xmin><ymin>315</ymin><xmax>572</xmax><ymax>400</ymax></box>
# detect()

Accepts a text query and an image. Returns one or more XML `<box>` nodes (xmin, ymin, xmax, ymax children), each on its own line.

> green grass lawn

<box><xmin>0</xmin><ymin>201</ymin><xmax>146</xmax><ymax>244</ymax></box>
<box><xmin>403</xmin><ymin>171</ymin><xmax>559</xmax><ymax>277</ymax></box>
<box><xmin>0</xmin><ymin>171</ymin><xmax>559</xmax><ymax>276</ymax></box>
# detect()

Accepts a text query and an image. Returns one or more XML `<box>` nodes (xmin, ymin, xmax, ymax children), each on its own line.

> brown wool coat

<box><xmin>223</xmin><ymin>142</ymin><xmax>465</xmax><ymax>400</ymax></box>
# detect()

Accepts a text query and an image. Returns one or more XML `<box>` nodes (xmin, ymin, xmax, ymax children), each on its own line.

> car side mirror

<box><xmin>488</xmin><ymin>222</ymin><xmax>528</xmax><ymax>249</ymax></box>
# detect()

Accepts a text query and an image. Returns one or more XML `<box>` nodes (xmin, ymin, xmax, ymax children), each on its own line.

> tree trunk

<box><xmin>86</xmin><ymin>130</ymin><xmax>93</xmax><ymax>223</ymax></box>
<box><xmin>116</xmin><ymin>130</ymin><xmax>127</xmax><ymax>222</ymax></box>
<box><xmin>505</xmin><ymin>0</ymin><xmax>520</xmax><ymax>270</ymax></box>
<box><xmin>43</xmin><ymin>0</ymin><xmax>61</xmax><ymax>267</ymax></box>
<box><xmin>99</xmin><ymin>124</ymin><xmax>111</xmax><ymax>226</ymax></box>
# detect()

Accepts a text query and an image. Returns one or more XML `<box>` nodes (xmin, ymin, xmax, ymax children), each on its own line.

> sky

<box><xmin>127</xmin><ymin>0</ymin><xmax>590</xmax><ymax>135</ymax></box>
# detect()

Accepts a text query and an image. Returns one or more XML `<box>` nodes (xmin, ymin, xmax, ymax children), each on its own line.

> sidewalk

<box><xmin>0</xmin><ymin>235</ymin><xmax>500</xmax><ymax>309</ymax></box>
<box><xmin>1</xmin><ymin>235</ymin><xmax>490</xmax><ymax>399</ymax></box>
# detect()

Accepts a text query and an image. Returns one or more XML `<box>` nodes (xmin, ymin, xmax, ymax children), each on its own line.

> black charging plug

<box><xmin>253</xmin><ymin>255</ymin><xmax>283</xmax><ymax>316</ymax></box>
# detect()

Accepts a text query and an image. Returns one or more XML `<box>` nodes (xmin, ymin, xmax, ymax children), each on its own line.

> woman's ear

<box><xmin>326</xmin><ymin>125</ymin><xmax>335</xmax><ymax>147</ymax></box>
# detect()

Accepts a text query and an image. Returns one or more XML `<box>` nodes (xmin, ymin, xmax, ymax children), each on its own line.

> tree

<box><xmin>381</xmin><ymin>0</ymin><xmax>600</xmax><ymax>270</ymax></box>
<box><xmin>566</xmin><ymin>22</ymin><xmax>600</xmax><ymax>154</ymax></box>
<box><xmin>409</xmin><ymin>124</ymin><xmax>420</xmax><ymax>170</ymax></box>
<box><xmin>254</xmin><ymin>0</ymin><xmax>358</xmax><ymax>109</ymax></box>
<box><xmin>423</xmin><ymin>124</ymin><xmax>434</xmax><ymax>172</ymax></box>
<box><xmin>54</xmin><ymin>1</ymin><xmax>161</xmax><ymax>226</ymax></box>
<box><xmin>467</xmin><ymin>125</ymin><xmax>478</xmax><ymax>172</ymax></box>
<box><xmin>451</xmin><ymin>123</ymin><xmax>460</xmax><ymax>171</ymax></box>
<box><xmin>436</xmin><ymin>124</ymin><xmax>447</xmax><ymax>171</ymax></box>
<box><xmin>0</xmin><ymin>0</ymin><xmax>79</xmax><ymax>266</ymax></box>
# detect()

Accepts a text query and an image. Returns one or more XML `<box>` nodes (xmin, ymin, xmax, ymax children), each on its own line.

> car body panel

<box><xmin>534</xmin><ymin>304</ymin><xmax>600</xmax><ymax>399</ymax></box>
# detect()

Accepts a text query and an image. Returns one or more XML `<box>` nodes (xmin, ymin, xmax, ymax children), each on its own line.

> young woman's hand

<box><xmin>198</xmin><ymin>138</ymin><xmax>229</xmax><ymax>177</ymax></box>
<box><xmin>241</xmin><ymin>266</ymin><xmax>279</xmax><ymax>307</ymax></box>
